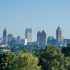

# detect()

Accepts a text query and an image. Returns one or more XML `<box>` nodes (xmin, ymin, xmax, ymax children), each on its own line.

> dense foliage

<box><xmin>39</xmin><ymin>46</ymin><xmax>70</xmax><ymax>70</ymax></box>
<box><xmin>0</xmin><ymin>45</ymin><xmax>70</xmax><ymax>70</ymax></box>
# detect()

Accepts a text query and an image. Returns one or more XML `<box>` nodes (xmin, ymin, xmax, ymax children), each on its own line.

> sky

<box><xmin>0</xmin><ymin>0</ymin><xmax>70</xmax><ymax>41</ymax></box>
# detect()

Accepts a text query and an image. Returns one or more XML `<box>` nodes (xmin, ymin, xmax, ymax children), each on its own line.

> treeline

<box><xmin>0</xmin><ymin>45</ymin><xmax>70</xmax><ymax>70</ymax></box>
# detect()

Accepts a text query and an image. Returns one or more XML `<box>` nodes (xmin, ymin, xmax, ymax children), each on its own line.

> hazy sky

<box><xmin>0</xmin><ymin>0</ymin><xmax>70</xmax><ymax>41</ymax></box>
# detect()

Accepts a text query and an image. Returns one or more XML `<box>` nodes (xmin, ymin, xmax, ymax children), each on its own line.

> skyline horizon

<box><xmin>0</xmin><ymin>25</ymin><xmax>70</xmax><ymax>41</ymax></box>
<box><xmin>0</xmin><ymin>0</ymin><xmax>70</xmax><ymax>40</ymax></box>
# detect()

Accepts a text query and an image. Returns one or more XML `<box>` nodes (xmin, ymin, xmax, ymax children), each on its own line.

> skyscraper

<box><xmin>7</xmin><ymin>34</ymin><xmax>13</xmax><ymax>45</ymax></box>
<box><xmin>3</xmin><ymin>28</ymin><xmax>7</xmax><ymax>44</ymax></box>
<box><xmin>37</xmin><ymin>30</ymin><xmax>46</xmax><ymax>49</ymax></box>
<box><xmin>56</xmin><ymin>26</ymin><xmax>64</xmax><ymax>47</ymax></box>
<box><xmin>25</xmin><ymin>28</ymin><xmax>32</xmax><ymax>43</ymax></box>
<box><xmin>56</xmin><ymin>26</ymin><xmax>63</xmax><ymax>42</ymax></box>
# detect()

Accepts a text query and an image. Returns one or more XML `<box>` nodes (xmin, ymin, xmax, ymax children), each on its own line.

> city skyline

<box><xmin>0</xmin><ymin>26</ymin><xmax>67</xmax><ymax>40</ymax></box>
<box><xmin>0</xmin><ymin>0</ymin><xmax>70</xmax><ymax>40</ymax></box>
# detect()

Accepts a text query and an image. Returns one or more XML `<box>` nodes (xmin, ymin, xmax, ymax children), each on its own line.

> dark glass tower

<box><xmin>3</xmin><ymin>28</ymin><xmax>7</xmax><ymax>44</ymax></box>
<box><xmin>37</xmin><ymin>30</ymin><xmax>46</xmax><ymax>49</ymax></box>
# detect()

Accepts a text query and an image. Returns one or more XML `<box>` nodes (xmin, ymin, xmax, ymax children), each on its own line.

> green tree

<box><xmin>6</xmin><ymin>52</ymin><xmax>17</xmax><ymax>70</ymax></box>
<box><xmin>0</xmin><ymin>52</ymin><xmax>16</xmax><ymax>70</ymax></box>
<box><xmin>11</xmin><ymin>52</ymin><xmax>41</xmax><ymax>70</ymax></box>
<box><xmin>64</xmin><ymin>56</ymin><xmax>70</xmax><ymax>70</ymax></box>
<box><xmin>40</xmin><ymin>46</ymin><xmax>66</xmax><ymax>70</ymax></box>
<box><xmin>62</xmin><ymin>47</ymin><xmax>70</xmax><ymax>57</ymax></box>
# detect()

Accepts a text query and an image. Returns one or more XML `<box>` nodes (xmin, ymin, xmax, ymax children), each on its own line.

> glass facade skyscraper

<box><xmin>56</xmin><ymin>26</ymin><xmax>63</xmax><ymax>42</ymax></box>
<box><xmin>37</xmin><ymin>30</ymin><xmax>46</xmax><ymax>49</ymax></box>
<box><xmin>3</xmin><ymin>28</ymin><xmax>7</xmax><ymax>44</ymax></box>
<box><xmin>56</xmin><ymin>26</ymin><xmax>64</xmax><ymax>47</ymax></box>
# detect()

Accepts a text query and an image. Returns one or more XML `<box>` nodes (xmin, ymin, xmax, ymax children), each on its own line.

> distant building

<box><xmin>20</xmin><ymin>39</ymin><xmax>25</xmax><ymax>44</ymax></box>
<box><xmin>56</xmin><ymin>26</ymin><xmax>64</xmax><ymax>47</ymax></box>
<box><xmin>16</xmin><ymin>36</ymin><xmax>21</xmax><ymax>44</ymax></box>
<box><xmin>37</xmin><ymin>30</ymin><xmax>46</xmax><ymax>49</ymax></box>
<box><xmin>0</xmin><ymin>44</ymin><xmax>11</xmax><ymax>53</ymax></box>
<box><xmin>24</xmin><ymin>39</ymin><xmax>28</xmax><ymax>45</ymax></box>
<box><xmin>16</xmin><ymin>36</ymin><xmax>24</xmax><ymax>45</ymax></box>
<box><xmin>56</xmin><ymin>26</ymin><xmax>63</xmax><ymax>42</ymax></box>
<box><xmin>64</xmin><ymin>39</ymin><xmax>70</xmax><ymax>47</ymax></box>
<box><xmin>25</xmin><ymin>28</ymin><xmax>32</xmax><ymax>43</ymax></box>
<box><xmin>23</xmin><ymin>41</ymin><xmax>38</xmax><ymax>53</ymax></box>
<box><xmin>7</xmin><ymin>34</ymin><xmax>13</xmax><ymax>45</ymax></box>
<box><xmin>47</xmin><ymin>36</ymin><xmax>57</xmax><ymax>46</ymax></box>
<box><xmin>3</xmin><ymin>28</ymin><xmax>7</xmax><ymax>44</ymax></box>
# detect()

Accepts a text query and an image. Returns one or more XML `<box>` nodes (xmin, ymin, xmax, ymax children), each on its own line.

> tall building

<box><xmin>56</xmin><ymin>26</ymin><xmax>63</xmax><ymax>42</ymax></box>
<box><xmin>25</xmin><ymin>28</ymin><xmax>32</xmax><ymax>43</ymax></box>
<box><xmin>37</xmin><ymin>30</ymin><xmax>46</xmax><ymax>49</ymax></box>
<box><xmin>7</xmin><ymin>34</ymin><xmax>13</xmax><ymax>45</ymax></box>
<box><xmin>56</xmin><ymin>26</ymin><xmax>64</xmax><ymax>47</ymax></box>
<box><xmin>3</xmin><ymin>28</ymin><xmax>7</xmax><ymax>44</ymax></box>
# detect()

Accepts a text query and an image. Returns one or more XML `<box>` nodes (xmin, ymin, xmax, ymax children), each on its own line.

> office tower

<box><xmin>25</xmin><ymin>28</ymin><xmax>32</xmax><ymax>43</ymax></box>
<box><xmin>16</xmin><ymin>36</ymin><xmax>20</xmax><ymax>43</ymax></box>
<box><xmin>16</xmin><ymin>36</ymin><xmax>24</xmax><ymax>44</ymax></box>
<box><xmin>37</xmin><ymin>30</ymin><xmax>46</xmax><ymax>49</ymax></box>
<box><xmin>56</xmin><ymin>26</ymin><xmax>63</xmax><ymax>42</ymax></box>
<box><xmin>7</xmin><ymin>34</ymin><xmax>13</xmax><ymax>45</ymax></box>
<box><xmin>56</xmin><ymin>26</ymin><xmax>64</xmax><ymax>47</ymax></box>
<box><xmin>3</xmin><ymin>28</ymin><xmax>7</xmax><ymax>44</ymax></box>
